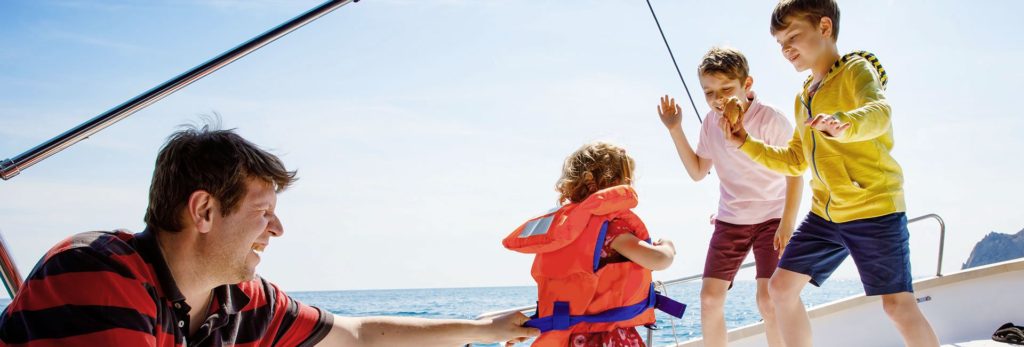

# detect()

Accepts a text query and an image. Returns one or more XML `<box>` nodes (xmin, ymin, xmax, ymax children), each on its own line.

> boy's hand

<box><xmin>722</xmin><ymin>96</ymin><xmax>744</xmax><ymax>126</ymax></box>
<box><xmin>478</xmin><ymin>311</ymin><xmax>540</xmax><ymax>346</ymax></box>
<box><xmin>806</xmin><ymin>113</ymin><xmax>851</xmax><ymax>138</ymax></box>
<box><xmin>718</xmin><ymin>111</ymin><xmax>748</xmax><ymax>148</ymax></box>
<box><xmin>657</xmin><ymin>95</ymin><xmax>683</xmax><ymax>130</ymax></box>
<box><xmin>774</xmin><ymin>223</ymin><xmax>794</xmax><ymax>259</ymax></box>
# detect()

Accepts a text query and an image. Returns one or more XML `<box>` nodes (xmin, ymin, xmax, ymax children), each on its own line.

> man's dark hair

<box><xmin>771</xmin><ymin>0</ymin><xmax>841</xmax><ymax>41</ymax></box>
<box><xmin>144</xmin><ymin>118</ymin><xmax>297</xmax><ymax>232</ymax></box>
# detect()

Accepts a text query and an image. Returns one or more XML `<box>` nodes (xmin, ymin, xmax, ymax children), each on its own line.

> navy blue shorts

<box><xmin>777</xmin><ymin>212</ymin><xmax>913</xmax><ymax>296</ymax></box>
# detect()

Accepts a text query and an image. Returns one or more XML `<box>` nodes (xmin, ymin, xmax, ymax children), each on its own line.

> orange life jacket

<box><xmin>503</xmin><ymin>185</ymin><xmax>685</xmax><ymax>346</ymax></box>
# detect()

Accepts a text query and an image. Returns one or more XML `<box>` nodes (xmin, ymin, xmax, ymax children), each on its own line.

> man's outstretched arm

<box><xmin>317</xmin><ymin>311</ymin><xmax>539</xmax><ymax>347</ymax></box>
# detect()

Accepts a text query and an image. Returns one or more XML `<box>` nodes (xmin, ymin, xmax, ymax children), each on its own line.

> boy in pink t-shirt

<box><xmin>656</xmin><ymin>47</ymin><xmax>803</xmax><ymax>347</ymax></box>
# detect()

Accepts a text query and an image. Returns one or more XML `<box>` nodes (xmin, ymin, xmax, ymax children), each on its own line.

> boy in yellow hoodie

<box><xmin>719</xmin><ymin>1</ymin><xmax>939</xmax><ymax>346</ymax></box>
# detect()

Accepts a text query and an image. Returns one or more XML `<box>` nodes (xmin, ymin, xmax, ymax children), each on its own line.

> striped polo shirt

<box><xmin>0</xmin><ymin>229</ymin><xmax>333</xmax><ymax>346</ymax></box>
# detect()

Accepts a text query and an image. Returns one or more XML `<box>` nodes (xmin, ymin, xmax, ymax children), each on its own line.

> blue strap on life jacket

<box><xmin>524</xmin><ymin>284</ymin><xmax>686</xmax><ymax>333</ymax></box>
<box><xmin>591</xmin><ymin>221</ymin><xmax>610</xmax><ymax>272</ymax></box>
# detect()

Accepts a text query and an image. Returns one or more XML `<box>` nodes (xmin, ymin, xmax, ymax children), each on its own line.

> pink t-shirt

<box><xmin>695</xmin><ymin>94</ymin><xmax>793</xmax><ymax>225</ymax></box>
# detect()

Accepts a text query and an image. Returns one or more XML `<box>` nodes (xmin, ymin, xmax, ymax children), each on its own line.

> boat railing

<box><xmin>908</xmin><ymin>213</ymin><xmax>946</xmax><ymax>277</ymax></box>
<box><xmin>473</xmin><ymin>213</ymin><xmax>947</xmax><ymax>346</ymax></box>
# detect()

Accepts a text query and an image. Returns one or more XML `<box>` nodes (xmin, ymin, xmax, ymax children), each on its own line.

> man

<box><xmin>0</xmin><ymin>122</ymin><xmax>539</xmax><ymax>346</ymax></box>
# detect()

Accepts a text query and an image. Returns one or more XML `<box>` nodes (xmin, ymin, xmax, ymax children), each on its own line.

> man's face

<box><xmin>205</xmin><ymin>177</ymin><xmax>283</xmax><ymax>284</ymax></box>
<box><xmin>773</xmin><ymin>16</ymin><xmax>833</xmax><ymax>72</ymax></box>
<box><xmin>699</xmin><ymin>72</ymin><xmax>752</xmax><ymax>113</ymax></box>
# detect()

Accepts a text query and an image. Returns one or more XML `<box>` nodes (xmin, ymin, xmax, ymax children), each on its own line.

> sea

<box><xmin>0</xmin><ymin>279</ymin><xmax>863</xmax><ymax>346</ymax></box>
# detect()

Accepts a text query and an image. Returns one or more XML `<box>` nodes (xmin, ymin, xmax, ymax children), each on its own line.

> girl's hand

<box><xmin>654</xmin><ymin>238</ymin><xmax>676</xmax><ymax>254</ymax></box>
<box><xmin>658</xmin><ymin>95</ymin><xmax>683</xmax><ymax>130</ymax></box>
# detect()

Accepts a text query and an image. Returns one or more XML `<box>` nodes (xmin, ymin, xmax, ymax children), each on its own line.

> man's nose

<box><xmin>268</xmin><ymin>215</ymin><xmax>284</xmax><ymax>237</ymax></box>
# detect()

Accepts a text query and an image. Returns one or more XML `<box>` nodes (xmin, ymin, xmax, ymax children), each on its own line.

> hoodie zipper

<box><xmin>803</xmin><ymin>55</ymin><xmax>859</xmax><ymax>222</ymax></box>
<box><xmin>801</xmin><ymin>92</ymin><xmax>833</xmax><ymax>222</ymax></box>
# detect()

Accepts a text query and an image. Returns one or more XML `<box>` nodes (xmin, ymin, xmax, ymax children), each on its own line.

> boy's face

<box><xmin>699</xmin><ymin>72</ymin><xmax>753</xmax><ymax>113</ymax></box>
<box><xmin>773</xmin><ymin>16</ymin><xmax>835</xmax><ymax>72</ymax></box>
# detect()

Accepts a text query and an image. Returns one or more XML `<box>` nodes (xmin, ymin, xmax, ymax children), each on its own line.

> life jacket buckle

<box><xmin>552</xmin><ymin>301</ymin><xmax>571</xmax><ymax>330</ymax></box>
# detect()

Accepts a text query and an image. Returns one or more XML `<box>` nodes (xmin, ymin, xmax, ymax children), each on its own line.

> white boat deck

<box><xmin>671</xmin><ymin>258</ymin><xmax>1024</xmax><ymax>347</ymax></box>
<box><xmin>942</xmin><ymin>340</ymin><xmax>1006</xmax><ymax>346</ymax></box>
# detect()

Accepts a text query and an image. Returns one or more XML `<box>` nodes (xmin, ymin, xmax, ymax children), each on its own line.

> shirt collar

<box><xmin>215</xmin><ymin>283</ymin><xmax>251</xmax><ymax>316</ymax></box>
<box><xmin>134</xmin><ymin>228</ymin><xmax>252</xmax><ymax>316</ymax></box>
<box><xmin>202</xmin><ymin>284</ymin><xmax>251</xmax><ymax>333</ymax></box>
<box><xmin>134</xmin><ymin>228</ymin><xmax>187</xmax><ymax>305</ymax></box>
<box><xmin>746</xmin><ymin>90</ymin><xmax>763</xmax><ymax>115</ymax></box>
<box><xmin>802</xmin><ymin>56</ymin><xmax>847</xmax><ymax>94</ymax></box>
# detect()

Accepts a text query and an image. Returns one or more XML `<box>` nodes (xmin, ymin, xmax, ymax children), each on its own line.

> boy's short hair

<box><xmin>771</xmin><ymin>0</ymin><xmax>841</xmax><ymax>41</ymax></box>
<box><xmin>698</xmin><ymin>47</ymin><xmax>750</xmax><ymax>81</ymax></box>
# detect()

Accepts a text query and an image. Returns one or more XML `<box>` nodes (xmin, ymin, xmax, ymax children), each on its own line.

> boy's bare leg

<box><xmin>768</xmin><ymin>269</ymin><xmax>813</xmax><ymax>347</ymax></box>
<box><xmin>757</xmin><ymin>278</ymin><xmax>786</xmax><ymax>347</ymax></box>
<box><xmin>881</xmin><ymin>292</ymin><xmax>939</xmax><ymax>347</ymax></box>
<box><xmin>700</xmin><ymin>278</ymin><xmax>731</xmax><ymax>347</ymax></box>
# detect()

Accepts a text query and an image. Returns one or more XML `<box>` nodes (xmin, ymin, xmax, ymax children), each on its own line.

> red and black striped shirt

<box><xmin>0</xmin><ymin>229</ymin><xmax>332</xmax><ymax>346</ymax></box>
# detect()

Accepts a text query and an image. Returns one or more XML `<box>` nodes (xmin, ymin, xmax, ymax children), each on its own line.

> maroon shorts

<box><xmin>703</xmin><ymin>218</ymin><xmax>781</xmax><ymax>282</ymax></box>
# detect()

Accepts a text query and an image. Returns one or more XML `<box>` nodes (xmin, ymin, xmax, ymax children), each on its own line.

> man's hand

<box><xmin>806</xmin><ymin>113</ymin><xmax>850</xmax><ymax>138</ymax></box>
<box><xmin>478</xmin><ymin>311</ymin><xmax>540</xmax><ymax>346</ymax></box>
<box><xmin>774</xmin><ymin>223</ymin><xmax>794</xmax><ymax>259</ymax></box>
<box><xmin>658</xmin><ymin>95</ymin><xmax>683</xmax><ymax>130</ymax></box>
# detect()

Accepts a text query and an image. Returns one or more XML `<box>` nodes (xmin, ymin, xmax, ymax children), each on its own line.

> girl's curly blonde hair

<box><xmin>556</xmin><ymin>141</ymin><xmax>635</xmax><ymax>205</ymax></box>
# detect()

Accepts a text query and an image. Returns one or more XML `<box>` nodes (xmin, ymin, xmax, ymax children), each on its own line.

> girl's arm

<box><xmin>610</xmin><ymin>234</ymin><xmax>676</xmax><ymax>271</ymax></box>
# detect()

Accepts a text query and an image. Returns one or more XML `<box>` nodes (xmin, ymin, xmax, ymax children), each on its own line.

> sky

<box><xmin>1</xmin><ymin>0</ymin><xmax>1022</xmax><ymax>297</ymax></box>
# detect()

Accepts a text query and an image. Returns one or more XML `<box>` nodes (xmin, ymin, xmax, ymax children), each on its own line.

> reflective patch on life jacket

<box><xmin>518</xmin><ymin>207</ymin><xmax>561</xmax><ymax>238</ymax></box>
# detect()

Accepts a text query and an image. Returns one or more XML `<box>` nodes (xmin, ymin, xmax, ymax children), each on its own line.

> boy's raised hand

<box><xmin>806</xmin><ymin>113</ymin><xmax>851</xmax><ymax>138</ymax></box>
<box><xmin>657</xmin><ymin>95</ymin><xmax>683</xmax><ymax>130</ymax></box>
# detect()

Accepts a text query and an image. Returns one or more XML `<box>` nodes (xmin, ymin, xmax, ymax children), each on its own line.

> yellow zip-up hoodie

<box><xmin>739</xmin><ymin>51</ymin><xmax>905</xmax><ymax>223</ymax></box>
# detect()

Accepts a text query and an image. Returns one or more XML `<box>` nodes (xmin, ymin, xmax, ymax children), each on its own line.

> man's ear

<box><xmin>744</xmin><ymin>76</ymin><xmax>755</xmax><ymax>92</ymax></box>
<box><xmin>820</xmin><ymin>17</ymin><xmax>834</xmax><ymax>39</ymax></box>
<box><xmin>186</xmin><ymin>190</ymin><xmax>217</xmax><ymax>235</ymax></box>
